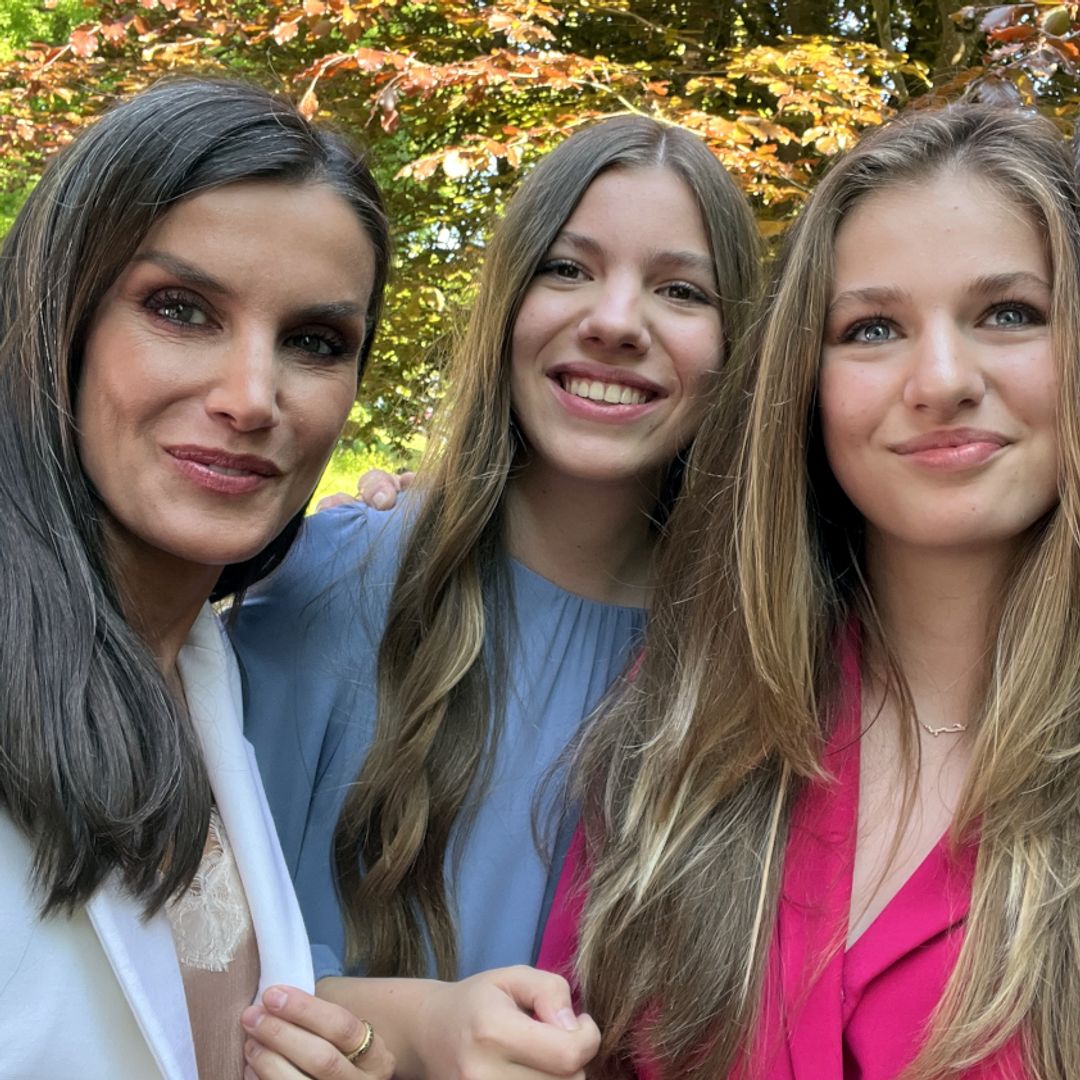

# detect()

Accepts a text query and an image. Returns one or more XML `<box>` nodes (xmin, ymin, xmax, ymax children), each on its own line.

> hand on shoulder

<box><xmin>315</xmin><ymin>468</ymin><xmax>415</xmax><ymax>514</ymax></box>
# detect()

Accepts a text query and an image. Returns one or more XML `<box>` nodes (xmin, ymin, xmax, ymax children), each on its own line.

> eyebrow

<box><xmin>827</xmin><ymin>285</ymin><xmax>908</xmax><ymax>315</ymax></box>
<box><xmin>970</xmin><ymin>270</ymin><xmax>1051</xmax><ymax>296</ymax></box>
<box><xmin>130</xmin><ymin>251</ymin><xmax>232</xmax><ymax>297</ymax></box>
<box><xmin>828</xmin><ymin>271</ymin><xmax>1052</xmax><ymax>316</ymax></box>
<box><xmin>130</xmin><ymin>250</ymin><xmax>366</xmax><ymax>323</ymax></box>
<box><xmin>556</xmin><ymin>230</ymin><xmax>716</xmax><ymax>279</ymax></box>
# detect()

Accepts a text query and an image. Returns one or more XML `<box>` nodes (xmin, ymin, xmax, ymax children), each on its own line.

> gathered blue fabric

<box><xmin>230</xmin><ymin>503</ymin><xmax>646</xmax><ymax>980</ymax></box>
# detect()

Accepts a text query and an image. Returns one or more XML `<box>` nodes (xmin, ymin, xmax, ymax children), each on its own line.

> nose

<box><xmin>576</xmin><ymin>274</ymin><xmax>651</xmax><ymax>355</ymax></box>
<box><xmin>902</xmin><ymin>321</ymin><xmax>985</xmax><ymax>416</ymax></box>
<box><xmin>204</xmin><ymin>333</ymin><xmax>280</xmax><ymax>432</ymax></box>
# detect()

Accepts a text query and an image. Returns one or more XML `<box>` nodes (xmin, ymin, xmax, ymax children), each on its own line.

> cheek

<box><xmin>290</xmin><ymin>373</ymin><xmax>358</xmax><ymax>469</ymax></box>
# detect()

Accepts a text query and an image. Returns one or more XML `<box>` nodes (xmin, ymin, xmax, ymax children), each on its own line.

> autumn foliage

<box><xmin>1</xmin><ymin>0</ymin><xmax>1078</xmax><ymax>452</ymax></box>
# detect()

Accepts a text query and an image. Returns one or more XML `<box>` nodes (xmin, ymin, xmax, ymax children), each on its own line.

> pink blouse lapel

<box><xmin>764</xmin><ymin>636</ymin><xmax>863</xmax><ymax>1080</ymax></box>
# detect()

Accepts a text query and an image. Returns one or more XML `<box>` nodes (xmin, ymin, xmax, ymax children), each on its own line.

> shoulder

<box><xmin>233</xmin><ymin>502</ymin><xmax>410</xmax><ymax>630</ymax></box>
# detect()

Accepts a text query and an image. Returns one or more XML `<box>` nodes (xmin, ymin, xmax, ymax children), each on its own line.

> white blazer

<box><xmin>0</xmin><ymin>605</ymin><xmax>314</xmax><ymax>1079</ymax></box>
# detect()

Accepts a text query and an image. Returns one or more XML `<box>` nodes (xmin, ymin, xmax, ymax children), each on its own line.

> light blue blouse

<box><xmin>230</xmin><ymin>503</ymin><xmax>646</xmax><ymax>980</ymax></box>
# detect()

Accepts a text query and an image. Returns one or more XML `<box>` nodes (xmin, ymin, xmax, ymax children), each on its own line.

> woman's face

<box><xmin>78</xmin><ymin>181</ymin><xmax>375</xmax><ymax>574</ymax></box>
<box><xmin>819</xmin><ymin>169</ymin><xmax>1059</xmax><ymax>556</ymax></box>
<box><xmin>510</xmin><ymin>165</ymin><xmax>723</xmax><ymax>490</ymax></box>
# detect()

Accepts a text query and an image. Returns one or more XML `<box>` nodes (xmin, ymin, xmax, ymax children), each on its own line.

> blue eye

<box><xmin>845</xmin><ymin>318</ymin><xmax>894</xmax><ymax>344</ymax></box>
<box><xmin>984</xmin><ymin>302</ymin><xmax>1044</xmax><ymax>329</ymax></box>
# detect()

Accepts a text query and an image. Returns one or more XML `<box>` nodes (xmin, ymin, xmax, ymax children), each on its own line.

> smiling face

<box><xmin>77</xmin><ymin>180</ymin><xmax>375</xmax><ymax>578</ymax></box>
<box><xmin>509</xmin><ymin>165</ymin><xmax>723</xmax><ymax>491</ymax></box>
<box><xmin>819</xmin><ymin>168</ymin><xmax>1059</xmax><ymax>557</ymax></box>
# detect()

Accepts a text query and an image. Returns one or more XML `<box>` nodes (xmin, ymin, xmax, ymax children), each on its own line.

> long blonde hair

<box><xmin>575</xmin><ymin>104</ymin><xmax>1080</xmax><ymax>1079</ymax></box>
<box><xmin>332</xmin><ymin>115</ymin><xmax>762</xmax><ymax>978</ymax></box>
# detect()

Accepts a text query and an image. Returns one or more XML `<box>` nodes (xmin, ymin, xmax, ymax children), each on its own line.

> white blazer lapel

<box><xmin>178</xmin><ymin>604</ymin><xmax>315</xmax><ymax>997</ymax></box>
<box><xmin>86</xmin><ymin>882</ymin><xmax>196</xmax><ymax>1080</ymax></box>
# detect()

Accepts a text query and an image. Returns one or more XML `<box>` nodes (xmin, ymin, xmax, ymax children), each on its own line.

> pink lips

<box><xmin>891</xmin><ymin>428</ymin><xmax>1008</xmax><ymax>470</ymax></box>
<box><xmin>166</xmin><ymin>445</ymin><xmax>281</xmax><ymax>495</ymax></box>
<box><xmin>546</xmin><ymin>363</ymin><xmax>666</xmax><ymax>424</ymax></box>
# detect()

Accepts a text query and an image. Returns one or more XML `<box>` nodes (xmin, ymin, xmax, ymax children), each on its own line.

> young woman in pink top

<box><xmin>539</xmin><ymin>104</ymin><xmax>1080</xmax><ymax>1079</ymax></box>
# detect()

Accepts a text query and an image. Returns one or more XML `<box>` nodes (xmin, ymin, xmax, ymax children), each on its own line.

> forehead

<box><xmin>136</xmin><ymin>180</ymin><xmax>375</xmax><ymax>302</ymax></box>
<box><xmin>565</xmin><ymin>166</ymin><xmax>709</xmax><ymax>241</ymax></box>
<box><xmin>831</xmin><ymin>169</ymin><xmax>1048</xmax><ymax>288</ymax></box>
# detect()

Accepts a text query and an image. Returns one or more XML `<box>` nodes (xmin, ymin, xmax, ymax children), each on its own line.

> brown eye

<box><xmin>284</xmin><ymin>328</ymin><xmax>349</xmax><ymax>359</ymax></box>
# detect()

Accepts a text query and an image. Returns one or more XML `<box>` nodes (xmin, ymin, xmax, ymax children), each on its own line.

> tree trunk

<box><xmin>933</xmin><ymin>0</ymin><xmax>978</xmax><ymax>83</ymax></box>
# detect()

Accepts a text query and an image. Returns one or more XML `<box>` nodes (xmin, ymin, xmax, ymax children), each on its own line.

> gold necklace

<box><xmin>919</xmin><ymin>720</ymin><xmax>967</xmax><ymax>737</ymax></box>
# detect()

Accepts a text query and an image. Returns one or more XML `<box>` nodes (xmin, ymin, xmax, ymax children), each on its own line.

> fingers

<box><xmin>505</xmin><ymin>965</ymin><xmax>577</xmax><ymax>1030</ymax></box>
<box><xmin>315</xmin><ymin>492</ymin><xmax>360</xmax><ymax>513</ymax></box>
<box><xmin>458</xmin><ymin>966</ymin><xmax>599</xmax><ymax>1077</ymax></box>
<box><xmin>242</xmin><ymin>985</ymin><xmax>394</xmax><ymax>1080</ymax></box>
<box><xmin>355</xmin><ymin>469</ymin><xmax>401</xmax><ymax>510</ymax></box>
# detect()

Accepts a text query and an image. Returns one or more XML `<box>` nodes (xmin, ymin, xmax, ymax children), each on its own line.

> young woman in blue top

<box><xmin>231</xmin><ymin>114</ymin><xmax>760</xmax><ymax>1079</ymax></box>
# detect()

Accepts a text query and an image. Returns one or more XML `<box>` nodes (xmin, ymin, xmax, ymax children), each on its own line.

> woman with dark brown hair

<box><xmin>0</xmin><ymin>77</ymin><xmax>395</xmax><ymax>1079</ymax></box>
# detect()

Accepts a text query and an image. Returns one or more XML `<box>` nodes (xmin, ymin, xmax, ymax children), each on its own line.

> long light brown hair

<box><xmin>332</xmin><ymin>115</ymin><xmax>761</xmax><ymax>978</ymax></box>
<box><xmin>574</xmin><ymin>104</ymin><xmax>1080</xmax><ymax>1079</ymax></box>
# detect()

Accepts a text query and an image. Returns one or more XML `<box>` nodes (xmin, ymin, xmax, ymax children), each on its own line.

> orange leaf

<box><xmin>272</xmin><ymin>16</ymin><xmax>302</xmax><ymax>44</ymax></box>
<box><xmin>353</xmin><ymin>47</ymin><xmax>389</xmax><ymax>71</ymax></box>
<box><xmin>298</xmin><ymin>87</ymin><xmax>319</xmax><ymax>118</ymax></box>
<box><xmin>304</xmin><ymin>0</ymin><xmax>327</xmax><ymax>14</ymax></box>
<box><xmin>101</xmin><ymin>21</ymin><xmax>128</xmax><ymax>44</ymax></box>
<box><xmin>988</xmin><ymin>23</ymin><xmax>1036</xmax><ymax>42</ymax></box>
<box><xmin>69</xmin><ymin>27</ymin><xmax>99</xmax><ymax>58</ymax></box>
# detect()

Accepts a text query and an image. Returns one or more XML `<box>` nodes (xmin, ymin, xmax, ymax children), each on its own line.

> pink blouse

<box><xmin>537</xmin><ymin>643</ymin><xmax>1027</xmax><ymax>1078</ymax></box>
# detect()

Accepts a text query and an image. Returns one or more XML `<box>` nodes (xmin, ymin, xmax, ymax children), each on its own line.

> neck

<box><xmin>504</xmin><ymin>459</ymin><xmax>659</xmax><ymax>607</ymax></box>
<box><xmin>865</xmin><ymin>533</ymin><xmax>1016</xmax><ymax>726</ymax></box>
<box><xmin>105</xmin><ymin>527</ymin><xmax>219</xmax><ymax>689</ymax></box>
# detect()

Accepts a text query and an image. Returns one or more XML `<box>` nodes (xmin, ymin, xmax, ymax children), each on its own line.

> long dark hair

<box><xmin>0</xmin><ymin>77</ymin><xmax>389</xmax><ymax>916</ymax></box>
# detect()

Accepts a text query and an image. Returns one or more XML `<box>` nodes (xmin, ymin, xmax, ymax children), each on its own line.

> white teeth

<box><xmin>562</xmin><ymin>375</ymin><xmax>648</xmax><ymax>406</ymax></box>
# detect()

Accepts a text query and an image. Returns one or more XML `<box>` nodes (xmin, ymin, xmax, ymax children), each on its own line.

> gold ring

<box><xmin>345</xmin><ymin>1020</ymin><xmax>374</xmax><ymax>1064</ymax></box>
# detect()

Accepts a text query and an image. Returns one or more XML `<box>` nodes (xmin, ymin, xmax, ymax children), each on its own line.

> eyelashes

<box><xmin>834</xmin><ymin>299</ymin><xmax>1049</xmax><ymax>346</ymax></box>
<box><xmin>140</xmin><ymin>286</ymin><xmax>358</xmax><ymax>362</ymax></box>
<box><xmin>535</xmin><ymin>258</ymin><xmax>715</xmax><ymax>305</ymax></box>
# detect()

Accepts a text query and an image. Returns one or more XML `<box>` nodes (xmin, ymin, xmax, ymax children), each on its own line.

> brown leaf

<box><xmin>353</xmin><ymin>47</ymin><xmax>390</xmax><ymax>71</ymax></box>
<box><xmin>298</xmin><ymin>87</ymin><xmax>319</xmax><ymax>118</ymax></box>
<box><xmin>69</xmin><ymin>27</ymin><xmax>99</xmax><ymax>58</ymax></box>
<box><xmin>101</xmin><ymin>21</ymin><xmax>128</xmax><ymax>44</ymax></box>
<box><xmin>272</xmin><ymin>17</ymin><xmax>302</xmax><ymax>44</ymax></box>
